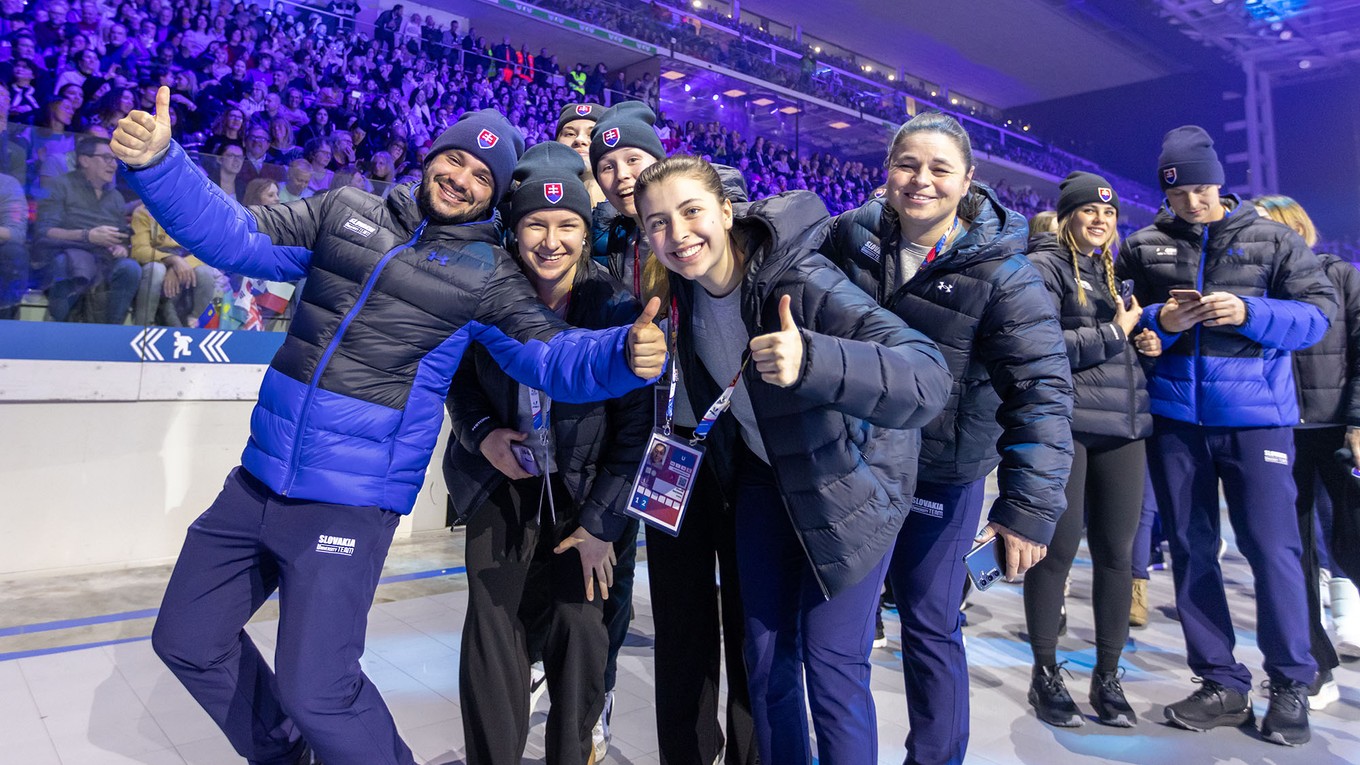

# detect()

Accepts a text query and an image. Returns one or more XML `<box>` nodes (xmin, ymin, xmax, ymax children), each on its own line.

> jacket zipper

<box><xmin>1193</xmin><ymin>227</ymin><xmax>1208</xmax><ymax>425</ymax></box>
<box><xmin>282</xmin><ymin>219</ymin><xmax>428</xmax><ymax>494</ymax></box>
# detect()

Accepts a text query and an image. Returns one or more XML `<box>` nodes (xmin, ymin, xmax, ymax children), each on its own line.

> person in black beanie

<box><xmin>1118</xmin><ymin>125</ymin><xmax>1337</xmax><ymax>746</ymax></box>
<box><xmin>445</xmin><ymin>140</ymin><xmax>652</xmax><ymax>765</ymax></box>
<box><xmin>556</xmin><ymin>102</ymin><xmax>608</xmax><ymax>207</ymax></box>
<box><xmin>1023</xmin><ymin>171</ymin><xmax>1161</xmax><ymax>728</ymax></box>
<box><xmin>423</xmin><ymin>107</ymin><xmax>527</xmax><ymax>222</ymax></box>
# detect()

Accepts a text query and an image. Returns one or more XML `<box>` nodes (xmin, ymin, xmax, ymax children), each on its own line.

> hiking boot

<box><xmin>1164</xmin><ymin>679</ymin><xmax>1252</xmax><ymax>731</ymax></box>
<box><xmin>1090</xmin><ymin>669</ymin><xmax>1137</xmax><ymax>727</ymax></box>
<box><xmin>1029</xmin><ymin>663</ymin><xmax>1084</xmax><ymax>727</ymax></box>
<box><xmin>1130</xmin><ymin>579</ymin><xmax>1148</xmax><ymax>628</ymax></box>
<box><xmin>1262</xmin><ymin>681</ymin><xmax>1311</xmax><ymax>746</ymax></box>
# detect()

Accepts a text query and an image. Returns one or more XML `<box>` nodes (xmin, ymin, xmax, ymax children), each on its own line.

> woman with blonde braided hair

<box><xmin>1022</xmin><ymin>171</ymin><xmax>1163</xmax><ymax>727</ymax></box>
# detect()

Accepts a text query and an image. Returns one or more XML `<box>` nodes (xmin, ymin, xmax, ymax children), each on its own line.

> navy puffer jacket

<box><xmin>825</xmin><ymin>188</ymin><xmax>1074</xmax><ymax>546</ymax></box>
<box><xmin>1292</xmin><ymin>253</ymin><xmax>1360</xmax><ymax>426</ymax></box>
<box><xmin>1118</xmin><ymin>198</ymin><xmax>1336</xmax><ymax>427</ymax></box>
<box><xmin>671</xmin><ymin>190</ymin><xmax>951</xmax><ymax>598</ymax></box>
<box><xmin>1027</xmin><ymin>234</ymin><xmax>1152</xmax><ymax>441</ymax></box>
<box><xmin>443</xmin><ymin>258</ymin><xmax>652</xmax><ymax>541</ymax></box>
<box><xmin>124</xmin><ymin>141</ymin><xmax>649</xmax><ymax>514</ymax></box>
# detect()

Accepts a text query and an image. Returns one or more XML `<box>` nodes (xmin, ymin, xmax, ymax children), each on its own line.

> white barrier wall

<box><xmin>0</xmin><ymin>324</ymin><xmax>453</xmax><ymax>577</ymax></box>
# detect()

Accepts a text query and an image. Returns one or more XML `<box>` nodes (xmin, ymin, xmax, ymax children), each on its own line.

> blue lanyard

<box><xmin>923</xmin><ymin>217</ymin><xmax>959</xmax><ymax>265</ymax></box>
<box><xmin>664</xmin><ymin>297</ymin><xmax>751</xmax><ymax>444</ymax></box>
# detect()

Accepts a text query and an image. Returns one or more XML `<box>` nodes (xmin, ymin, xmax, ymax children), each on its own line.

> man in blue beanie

<box><xmin>108</xmin><ymin>90</ymin><xmax>667</xmax><ymax>765</ymax></box>
<box><xmin>1117</xmin><ymin>125</ymin><xmax>1336</xmax><ymax>747</ymax></box>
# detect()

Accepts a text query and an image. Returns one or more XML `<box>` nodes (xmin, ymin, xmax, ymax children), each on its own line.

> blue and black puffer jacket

<box><xmin>124</xmin><ymin>142</ymin><xmax>649</xmax><ymax>514</ymax></box>
<box><xmin>670</xmin><ymin>190</ymin><xmax>951</xmax><ymax>599</ymax></box>
<box><xmin>1027</xmin><ymin>233</ymin><xmax>1152</xmax><ymax>441</ymax></box>
<box><xmin>1293</xmin><ymin>254</ymin><xmax>1360</xmax><ymax>426</ymax></box>
<box><xmin>825</xmin><ymin>187</ymin><xmax>1074</xmax><ymax>546</ymax></box>
<box><xmin>1117</xmin><ymin>198</ymin><xmax>1336</xmax><ymax>427</ymax></box>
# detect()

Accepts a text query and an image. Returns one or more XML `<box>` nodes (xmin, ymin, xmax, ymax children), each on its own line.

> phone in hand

<box><xmin>1118</xmin><ymin>279</ymin><xmax>1135</xmax><ymax>311</ymax></box>
<box><xmin>510</xmin><ymin>443</ymin><xmax>541</xmax><ymax>476</ymax></box>
<box><xmin>1169</xmin><ymin>288</ymin><xmax>1203</xmax><ymax>304</ymax></box>
<box><xmin>963</xmin><ymin>535</ymin><xmax>1006</xmax><ymax>592</ymax></box>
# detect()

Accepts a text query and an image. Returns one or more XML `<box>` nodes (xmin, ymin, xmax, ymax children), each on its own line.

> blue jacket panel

<box><xmin>1117</xmin><ymin>198</ymin><xmax>1336</xmax><ymax>428</ymax></box>
<box><xmin>123</xmin><ymin>142</ymin><xmax>649</xmax><ymax>513</ymax></box>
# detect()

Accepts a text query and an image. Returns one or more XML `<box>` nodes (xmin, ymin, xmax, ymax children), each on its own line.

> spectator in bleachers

<box><xmin>36</xmin><ymin>134</ymin><xmax>139</xmax><ymax>323</ymax></box>
<box><xmin>208</xmin><ymin>143</ymin><xmax>244</xmax><ymax>200</ymax></box>
<box><xmin>295</xmin><ymin>103</ymin><xmax>332</xmax><ymax>149</ymax></box>
<box><xmin>241</xmin><ymin>176</ymin><xmax>279</xmax><ymax>207</ymax></box>
<box><xmin>200</xmin><ymin>105</ymin><xmax>245</xmax><ymax>156</ymax></box>
<box><xmin>265</xmin><ymin>115</ymin><xmax>299</xmax><ymax>163</ymax></box>
<box><xmin>276</xmin><ymin>158</ymin><xmax>312</xmax><ymax>203</ymax></box>
<box><xmin>129</xmin><ymin>200</ymin><xmax>217</xmax><ymax>326</ymax></box>
<box><xmin>235</xmin><ymin>122</ymin><xmax>283</xmax><ymax>196</ymax></box>
<box><xmin>303</xmin><ymin>137</ymin><xmax>333</xmax><ymax>192</ymax></box>
<box><xmin>0</xmin><ymin>88</ymin><xmax>29</xmax><ymax>182</ymax></box>
<box><xmin>0</xmin><ymin>168</ymin><xmax>27</xmax><ymax>320</ymax></box>
<box><xmin>7</xmin><ymin>57</ymin><xmax>44</xmax><ymax>124</ymax></box>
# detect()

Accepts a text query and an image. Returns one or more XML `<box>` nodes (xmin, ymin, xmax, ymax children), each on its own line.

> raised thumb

<box><xmin>636</xmin><ymin>295</ymin><xmax>661</xmax><ymax>327</ymax></box>
<box><xmin>155</xmin><ymin>85</ymin><xmax>172</xmax><ymax>127</ymax></box>
<box><xmin>778</xmin><ymin>293</ymin><xmax>796</xmax><ymax>332</ymax></box>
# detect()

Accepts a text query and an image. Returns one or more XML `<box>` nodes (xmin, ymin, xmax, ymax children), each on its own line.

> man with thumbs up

<box><xmin>110</xmin><ymin>88</ymin><xmax>663</xmax><ymax>765</ymax></box>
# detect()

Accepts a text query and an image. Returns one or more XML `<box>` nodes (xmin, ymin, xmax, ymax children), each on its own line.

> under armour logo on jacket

<box><xmin>427</xmin><ymin>252</ymin><xmax>449</xmax><ymax>266</ymax></box>
<box><xmin>936</xmin><ymin>281</ymin><xmax>953</xmax><ymax>293</ymax></box>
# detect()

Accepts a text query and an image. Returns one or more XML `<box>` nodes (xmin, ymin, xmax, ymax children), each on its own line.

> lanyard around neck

<box><xmin>662</xmin><ymin>295</ymin><xmax>751</xmax><ymax>444</ymax></box>
<box><xmin>922</xmin><ymin>216</ymin><xmax>959</xmax><ymax>265</ymax></box>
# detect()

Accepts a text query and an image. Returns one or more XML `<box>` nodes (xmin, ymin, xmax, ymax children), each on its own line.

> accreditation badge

<box><xmin>624</xmin><ymin>429</ymin><xmax>705</xmax><ymax>536</ymax></box>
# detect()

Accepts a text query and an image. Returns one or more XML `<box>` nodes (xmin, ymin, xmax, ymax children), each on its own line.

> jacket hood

<box><xmin>874</xmin><ymin>183</ymin><xmax>1029</xmax><ymax>272</ymax></box>
<box><xmin>387</xmin><ymin>181</ymin><xmax>502</xmax><ymax>245</ymax></box>
<box><xmin>733</xmin><ymin>190</ymin><xmax>831</xmax><ymax>303</ymax></box>
<box><xmin>1026</xmin><ymin>231</ymin><xmax>1063</xmax><ymax>258</ymax></box>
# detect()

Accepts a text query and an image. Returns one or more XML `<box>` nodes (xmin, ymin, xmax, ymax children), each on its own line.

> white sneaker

<box><xmin>591</xmin><ymin>690</ymin><xmax>613</xmax><ymax>761</ymax></box>
<box><xmin>528</xmin><ymin>661</ymin><xmax>548</xmax><ymax>712</ymax></box>
<box><xmin>1332</xmin><ymin>577</ymin><xmax>1360</xmax><ymax>658</ymax></box>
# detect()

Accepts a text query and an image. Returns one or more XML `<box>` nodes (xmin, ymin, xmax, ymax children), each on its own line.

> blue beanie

<box><xmin>1158</xmin><ymin>125</ymin><xmax>1225</xmax><ymax>189</ymax></box>
<box><xmin>589</xmin><ymin>101</ymin><xmax>666</xmax><ymax>173</ymax></box>
<box><xmin>508</xmin><ymin>141</ymin><xmax>594</xmax><ymax>228</ymax></box>
<box><xmin>427</xmin><ymin>109</ymin><xmax>526</xmax><ymax>205</ymax></box>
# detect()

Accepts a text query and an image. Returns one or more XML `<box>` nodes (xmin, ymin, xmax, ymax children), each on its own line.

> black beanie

<box><xmin>508</xmin><ymin>141</ymin><xmax>593</xmax><ymax>229</ymax></box>
<box><xmin>1057</xmin><ymin>171</ymin><xmax>1119</xmax><ymax>221</ymax></box>
<box><xmin>589</xmin><ymin>101</ymin><xmax>666</xmax><ymax>173</ymax></box>
<box><xmin>1158</xmin><ymin>125</ymin><xmax>1224</xmax><ymax>189</ymax></box>
<box><xmin>426</xmin><ymin>109</ymin><xmax>526</xmax><ymax>205</ymax></box>
<box><xmin>556</xmin><ymin>103</ymin><xmax>604</xmax><ymax>139</ymax></box>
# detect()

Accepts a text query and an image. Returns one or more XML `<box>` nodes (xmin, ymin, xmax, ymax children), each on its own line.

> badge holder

<box><xmin>624</xmin><ymin>301</ymin><xmax>746</xmax><ymax>536</ymax></box>
<box><xmin>527</xmin><ymin>388</ymin><xmax>556</xmax><ymax>525</ymax></box>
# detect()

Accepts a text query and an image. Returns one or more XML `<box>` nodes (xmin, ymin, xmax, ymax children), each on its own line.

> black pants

<box><xmin>1293</xmin><ymin>426</ymin><xmax>1360</xmax><ymax>674</ymax></box>
<box><xmin>1024</xmin><ymin>435</ymin><xmax>1145</xmax><ymax>672</ymax></box>
<box><xmin>461</xmin><ymin>476</ymin><xmax>607</xmax><ymax>765</ymax></box>
<box><xmin>645</xmin><ymin>462</ymin><xmax>758</xmax><ymax>765</ymax></box>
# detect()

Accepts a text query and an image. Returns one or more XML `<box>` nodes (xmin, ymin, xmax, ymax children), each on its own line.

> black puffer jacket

<box><xmin>824</xmin><ymin>188</ymin><xmax>1074</xmax><ymax>546</ymax></box>
<box><xmin>1026</xmin><ymin>234</ymin><xmax>1152</xmax><ymax>441</ymax></box>
<box><xmin>1294</xmin><ymin>253</ymin><xmax>1360</xmax><ymax>426</ymax></box>
<box><xmin>670</xmin><ymin>190</ymin><xmax>951</xmax><ymax>598</ymax></box>
<box><xmin>443</xmin><ymin>259</ymin><xmax>653</xmax><ymax>540</ymax></box>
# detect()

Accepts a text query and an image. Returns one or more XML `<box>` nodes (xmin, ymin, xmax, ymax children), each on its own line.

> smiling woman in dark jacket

<box><xmin>634</xmin><ymin>155</ymin><xmax>950</xmax><ymax>765</ymax></box>
<box><xmin>824</xmin><ymin>112</ymin><xmax>1074</xmax><ymax>765</ymax></box>
<box><xmin>443</xmin><ymin>141</ymin><xmax>651</xmax><ymax>765</ymax></box>
<box><xmin>1023</xmin><ymin>172</ymin><xmax>1161</xmax><ymax>729</ymax></box>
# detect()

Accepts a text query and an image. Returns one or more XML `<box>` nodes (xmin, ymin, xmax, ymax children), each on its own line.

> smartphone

<box><xmin>509</xmin><ymin>443</ymin><xmax>541</xmax><ymax>477</ymax></box>
<box><xmin>1169</xmin><ymin>288</ymin><xmax>1203</xmax><ymax>303</ymax></box>
<box><xmin>963</xmin><ymin>536</ymin><xmax>1006</xmax><ymax>592</ymax></box>
<box><xmin>1118</xmin><ymin>279</ymin><xmax>1134</xmax><ymax>311</ymax></box>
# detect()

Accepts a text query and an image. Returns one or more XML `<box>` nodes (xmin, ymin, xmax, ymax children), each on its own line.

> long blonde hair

<box><xmin>1058</xmin><ymin>212</ymin><xmax>1121</xmax><ymax>307</ymax></box>
<box><xmin>1253</xmin><ymin>195</ymin><xmax>1318</xmax><ymax>247</ymax></box>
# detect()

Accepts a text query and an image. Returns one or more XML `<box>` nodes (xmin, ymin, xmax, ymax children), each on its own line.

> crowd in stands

<box><xmin>7</xmin><ymin>0</ymin><xmax>1342</xmax><ymax>327</ymax></box>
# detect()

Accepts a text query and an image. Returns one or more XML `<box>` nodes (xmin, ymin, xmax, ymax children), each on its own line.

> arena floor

<box><xmin>2</xmin><ymin>510</ymin><xmax>1357</xmax><ymax>764</ymax></box>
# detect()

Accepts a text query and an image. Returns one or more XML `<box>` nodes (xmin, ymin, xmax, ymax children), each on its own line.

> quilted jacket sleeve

<box><xmin>470</xmin><ymin>252</ymin><xmax>654</xmax><ymax>404</ymax></box>
<box><xmin>1032</xmin><ymin>250</ymin><xmax>1125</xmax><ymax>372</ymax></box>
<box><xmin>121</xmin><ymin>141</ymin><xmax>317</xmax><ymax>281</ymax></box>
<box><xmin>1237</xmin><ymin>229</ymin><xmax>1336</xmax><ymax>351</ymax></box>
<box><xmin>975</xmin><ymin>259</ymin><xmax>1075</xmax><ymax>545</ymax></box>
<box><xmin>785</xmin><ymin>257</ymin><xmax>951</xmax><ymax>430</ymax></box>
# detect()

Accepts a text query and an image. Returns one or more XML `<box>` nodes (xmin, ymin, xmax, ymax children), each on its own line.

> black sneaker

<box><xmin>1090</xmin><ymin>669</ymin><xmax>1137</xmax><ymax>727</ymax></box>
<box><xmin>1029</xmin><ymin>663</ymin><xmax>1084</xmax><ymax>727</ymax></box>
<box><xmin>1261</xmin><ymin>681</ymin><xmax>1310</xmax><ymax>746</ymax></box>
<box><xmin>1164</xmin><ymin>679</ymin><xmax>1253</xmax><ymax>731</ymax></box>
<box><xmin>1308</xmin><ymin>667</ymin><xmax>1338</xmax><ymax>711</ymax></box>
<box><xmin>873</xmin><ymin>607</ymin><xmax>887</xmax><ymax>648</ymax></box>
